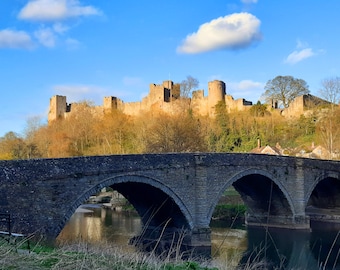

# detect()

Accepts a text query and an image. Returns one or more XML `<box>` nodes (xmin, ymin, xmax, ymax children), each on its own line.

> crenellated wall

<box><xmin>48</xmin><ymin>79</ymin><xmax>253</xmax><ymax>122</ymax></box>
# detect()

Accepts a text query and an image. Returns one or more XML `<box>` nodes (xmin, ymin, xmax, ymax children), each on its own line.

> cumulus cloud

<box><xmin>236</xmin><ymin>79</ymin><xmax>263</xmax><ymax>90</ymax></box>
<box><xmin>228</xmin><ymin>79</ymin><xmax>264</xmax><ymax>102</ymax></box>
<box><xmin>241</xmin><ymin>0</ymin><xmax>258</xmax><ymax>3</ymax></box>
<box><xmin>18</xmin><ymin>0</ymin><xmax>101</xmax><ymax>21</ymax></box>
<box><xmin>284</xmin><ymin>40</ymin><xmax>316</xmax><ymax>65</ymax></box>
<box><xmin>284</xmin><ymin>48</ymin><xmax>315</xmax><ymax>65</ymax></box>
<box><xmin>34</xmin><ymin>27</ymin><xmax>56</xmax><ymax>47</ymax></box>
<box><xmin>0</xmin><ymin>29</ymin><xmax>33</xmax><ymax>49</ymax></box>
<box><xmin>53</xmin><ymin>23</ymin><xmax>69</xmax><ymax>34</ymax></box>
<box><xmin>53</xmin><ymin>84</ymin><xmax>110</xmax><ymax>103</ymax></box>
<box><xmin>177</xmin><ymin>12</ymin><xmax>262</xmax><ymax>54</ymax></box>
<box><xmin>52</xmin><ymin>84</ymin><xmax>136</xmax><ymax>104</ymax></box>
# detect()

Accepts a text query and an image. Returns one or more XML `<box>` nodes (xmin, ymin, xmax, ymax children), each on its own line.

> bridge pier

<box><xmin>245</xmin><ymin>213</ymin><xmax>310</xmax><ymax>230</ymax></box>
<box><xmin>186</xmin><ymin>227</ymin><xmax>211</xmax><ymax>258</ymax></box>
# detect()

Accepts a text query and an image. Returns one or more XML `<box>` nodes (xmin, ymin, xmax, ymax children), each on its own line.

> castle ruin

<box><xmin>281</xmin><ymin>94</ymin><xmax>331</xmax><ymax>118</ymax></box>
<box><xmin>48</xmin><ymin>80</ymin><xmax>253</xmax><ymax>122</ymax></box>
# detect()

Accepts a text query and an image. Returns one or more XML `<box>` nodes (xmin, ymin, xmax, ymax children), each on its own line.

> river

<box><xmin>57</xmin><ymin>204</ymin><xmax>340</xmax><ymax>269</ymax></box>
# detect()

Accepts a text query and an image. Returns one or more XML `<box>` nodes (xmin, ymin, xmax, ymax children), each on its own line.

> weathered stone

<box><xmin>0</xmin><ymin>153</ymin><xmax>339</xmax><ymax>251</ymax></box>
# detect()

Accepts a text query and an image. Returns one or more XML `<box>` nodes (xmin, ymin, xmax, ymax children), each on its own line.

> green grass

<box><xmin>0</xmin><ymin>238</ymin><xmax>220</xmax><ymax>270</ymax></box>
<box><xmin>212</xmin><ymin>205</ymin><xmax>247</xmax><ymax>220</ymax></box>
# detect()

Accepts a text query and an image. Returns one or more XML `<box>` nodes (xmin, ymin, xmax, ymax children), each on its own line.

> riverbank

<box><xmin>0</xmin><ymin>238</ymin><xmax>222</xmax><ymax>270</ymax></box>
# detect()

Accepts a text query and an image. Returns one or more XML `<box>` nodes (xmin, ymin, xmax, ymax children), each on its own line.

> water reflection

<box><xmin>58</xmin><ymin>205</ymin><xmax>340</xmax><ymax>269</ymax></box>
<box><xmin>57</xmin><ymin>204</ymin><xmax>141</xmax><ymax>251</ymax></box>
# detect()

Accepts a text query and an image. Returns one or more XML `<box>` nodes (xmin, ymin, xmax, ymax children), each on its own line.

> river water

<box><xmin>57</xmin><ymin>205</ymin><xmax>340</xmax><ymax>269</ymax></box>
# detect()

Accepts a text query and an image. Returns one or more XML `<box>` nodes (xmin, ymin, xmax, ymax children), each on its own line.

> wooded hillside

<box><xmin>1</xmin><ymin>101</ymin><xmax>339</xmax><ymax>160</ymax></box>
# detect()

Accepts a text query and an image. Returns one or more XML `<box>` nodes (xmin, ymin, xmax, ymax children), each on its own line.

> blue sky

<box><xmin>1</xmin><ymin>0</ymin><xmax>339</xmax><ymax>137</ymax></box>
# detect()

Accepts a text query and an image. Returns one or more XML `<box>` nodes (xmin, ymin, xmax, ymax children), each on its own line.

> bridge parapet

<box><xmin>0</xmin><ymin>153</ymin><xmax>340</xmax><ymax>256</ymax></box>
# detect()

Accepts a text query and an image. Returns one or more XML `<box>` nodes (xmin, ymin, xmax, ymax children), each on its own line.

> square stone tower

<box><xmin>48</xmin><ymin>95</ymin><xmax>67</xmax><ymax>122</ymax></box>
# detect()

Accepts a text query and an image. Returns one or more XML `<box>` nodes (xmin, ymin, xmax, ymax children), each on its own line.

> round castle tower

<box><xmin>208</xmin><ymin>80</ymin><xmax>226</xmax><ymax>115</ymax></box>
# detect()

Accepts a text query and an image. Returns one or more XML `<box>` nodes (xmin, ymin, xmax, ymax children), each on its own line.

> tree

<box><xmin>92</xmin><ymin>110</ymin><xmax>135</xmax><ymax>155</ymax></box>
<box><xmin>180</xmin><ymin>76</ymin><xmax>199</xmax><ymax>98</ymax></box>
<box><xmin>66</xmin><ymin>101</ymin><xmax>96</xmax><ymax>155</ymax></box>
<box><xmin>249</xmin><ymin>101</ymin><xmax>269</xmax><ymax>117</ymax></box>
<box><xmin>145</xmin><ymin>113</ymin><xmax>206</xmax><ymax>153</ymax></box>
<box><xmin>0</xmin><ymin>132</ymin><xmax>27</xmax><ymax>160</ymax></box>
<box><xmin>317</xmin><ymin>106</ymin><xmax>340</xmax><ymax>159</ymax></box>
<box><xmin>262</xmin><ymin>76</ymin><xmax>309</xmax><ymax>108</ymax></box>
<box><xmin>319</xmin><ymin>76</ymin><xmax>340</xmax><ymax>109</ymax></box>
<box><xmin>24</xmin><ymin>116</ymin><xmax>43</xmax><ymax>159</ymax></box>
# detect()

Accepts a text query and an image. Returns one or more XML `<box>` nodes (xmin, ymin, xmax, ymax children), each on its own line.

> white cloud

<box><xmin>284</xmin><ymin>40</ymin><xmax>319</xmax><ymax>65</ymax></box>
<box><xmin>65</xmin><ymin>38</ymin><xmax>80</xmax><ymax>50</ymax></box>
<box><xmin>284</xmin><ymin>48</ymin><xmax>315</xmax><ymax>65</ymax></box>
<box><xmin>177</xmin><ymin>12</ymin><xmax>262</xmax><ymax>54</ymax></box>
<box><xmin>236</xmin><ymin>79</ymin><xmax>263</xmax><ymax>90</ymax></box>
<box><xmin>52</xmin><ymin>84</ymin><xmax>137</xmax><ymax>104</ymax></box>
<box><xmin>0</xmin><ymin>29</ymin><xmax>33</xmax><ymax>49</ymax></box>
<box><xmin>53</xmin><ymin>84</ymin><xmax>110</xmax><ymax>103</ymax></box>
<box><xmin>228</xmin><ymin>79</ymin><xmax>264</xmax><ymax>102</ymax></box>
<box><xmin>241</xmin><ymin>0</ymin><xmax>258</xmax><ymax>3</ymax></box>
<box><xmin>53</xmin><ymin>23</ymin><xmax>69</xmax><ymax>34</ymax></box>
<box><xmin>18</xmin><ymin>0</ymin><xmax>101</xmax><ymax>21</ymax></box>
<box><xmin>296</xmin><ymin>39</ymin><xmax>308</xmax><ymax>49</ymax></box>
<box><xmin>34</xmin><ymin>27</ymin><xmax>56</xmax><ymax>47</ymax></box>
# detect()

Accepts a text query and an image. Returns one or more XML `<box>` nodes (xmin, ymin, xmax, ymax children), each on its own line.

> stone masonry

<box><xmin>0</xmin><ymin>153</ymin><xmax>340</xmax><ymax>252</ymax></box>
<box><xmin>48</xmin><ymin>80</ymin><xmax>253</xmax><ymax>122</ymax></box>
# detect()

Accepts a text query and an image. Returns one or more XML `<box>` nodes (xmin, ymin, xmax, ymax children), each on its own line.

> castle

<box><xmin>48</xmin><ymin>79</ymin><xmax>333</xmax><ymax>123</ymax></box>
<box><xmin>48</xmin><ymin>80</ymin><xmax>253</xmax><ymax>122</ymax></box>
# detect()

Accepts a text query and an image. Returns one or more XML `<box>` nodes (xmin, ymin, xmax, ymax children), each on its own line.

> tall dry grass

<box><xmin>0</xmin><ymin>236</ymin><xmax>221</xmax><ymax>270</ymax></box>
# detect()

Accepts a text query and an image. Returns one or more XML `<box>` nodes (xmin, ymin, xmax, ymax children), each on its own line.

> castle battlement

<box><xmin>48</xmin><ymin>80</ymin><xmax>252</xmax><ymax>123</ymax></box>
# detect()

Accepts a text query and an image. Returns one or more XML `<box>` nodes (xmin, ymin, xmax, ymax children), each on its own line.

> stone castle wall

<box><xmin>281</xmin><ymin>94</ymin><xmax>331</xmax><ymax>118</ymax></box>
<box><xmin>48</xmin><ymin>79</ymin><xmax>253</xmax><ymax>122</ymax></box>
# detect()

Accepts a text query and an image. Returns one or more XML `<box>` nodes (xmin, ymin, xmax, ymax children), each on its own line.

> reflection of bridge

<box><xmin>0</xmin><ymin>153</ymin><xmax>340</xmax><ymax>254</ymax></box>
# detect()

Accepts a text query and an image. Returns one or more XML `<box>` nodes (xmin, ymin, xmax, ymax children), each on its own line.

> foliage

<box><xmin>164</xmin><ymin>261</ymin><xmax>217</xmax><ymax>270</ymax></box>
<box><xmin>0</xmin><ymin>132</ymin><xmax>32</xmax><ymax>160</ymax></box>
<box><xmin>249</xmin><ymin>101</ymin><xmax>269</xmax><ymax>117</ymax></box>
<box><xmin>263</xmin><ymin>75</ymin><xmax>309</xmax><ymax>108</ymax></box>
<box><xmin>213</xmin><ymin>204</ymin><xmax>247</xmax><ymax>219</ymax></box>
<box><xmin>316</xmin><ymin>106</ymin><xmax>340</xmax><ymax>158</ymax></box>
<box><xmin>1</xmin><ymin>91</ymin><xmax>339</xmax><ymax>160</ymax></box>
<box><xmin>144</xmin><ymin>112</ymin><xmax>207</xmax><ymax>153</ymax></box>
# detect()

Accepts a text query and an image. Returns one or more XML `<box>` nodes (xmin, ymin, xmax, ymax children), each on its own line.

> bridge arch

<box><xmin>207</xmin><ymin>169</ymin><xmax>295</xmax><ymax>223</ymax></box>
<box><xmin>305</xmin><ymin>172</ymin><xmax>340</xmax><ymax>209</ymax></box>
<box><xmin>56</xmin><ymin>174</ymin><xmax>194</xmax><ymax>239</ymax></box>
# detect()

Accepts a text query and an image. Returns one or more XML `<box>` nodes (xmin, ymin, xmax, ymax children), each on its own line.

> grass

<box><xmin>5</xmin><ymin>230</ymin><xmax>331</xmax><ymax>269</ymax></box>
<box><xmin>0</xmin><ymin>236</ymin><xmax>271</xmax><ymax>270</ymax></box>
<box><xmin>0</xmin><ymin>237</ymin><xmax>220</xmax><ymax>270</ymax></box>
<box><xmin>212</xmin><ymin>205</ymin><xmax>247</xmax><ymax>220</ymax></box>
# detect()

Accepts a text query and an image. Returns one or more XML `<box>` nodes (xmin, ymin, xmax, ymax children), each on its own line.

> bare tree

<box><xmin>180</xmin><ymin>76</ymin><xmax>199</xmax><ymax>98</ymax></box>
<box><xmin>262</xmin><ymin>75</ymin><xmax>309</xmax><ymax>108</ymax></box>
<box><xmin>318</xmin><ymin>77</ymin><xmax>340</xmax><ymax>159</ymax></box>
<box><xmin>319</xmin><ymin>76</ymin><xmax>340</xmax><ymax>109</ymax></box>
<box><xmin>317</xmin><ymin>108</ymin><xmax>340</xmax><ymax>159</ymax></box>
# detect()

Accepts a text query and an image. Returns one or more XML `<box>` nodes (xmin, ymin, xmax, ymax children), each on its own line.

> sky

<box><xmin>1</xmin><ymin>0</ymin><xmax>340</xmax><ymax>137</ymax></box>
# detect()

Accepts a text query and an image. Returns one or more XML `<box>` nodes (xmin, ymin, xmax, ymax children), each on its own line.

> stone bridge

<box><xmin>0</xmin><ymin>153</ymin><xmax>340</xmax><ymax>254</ymax></box>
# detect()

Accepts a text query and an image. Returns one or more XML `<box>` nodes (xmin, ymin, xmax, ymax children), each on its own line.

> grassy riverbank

<box><xmin>0</xmin><ymin>238</ymin><xmax>221</xmax><ymax>270</ymax></box>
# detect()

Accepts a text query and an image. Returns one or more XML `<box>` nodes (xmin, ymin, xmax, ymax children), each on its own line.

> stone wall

<box><xmin>48</xmin><ymin>81</ymin><xmax>335</xmax><ymax>123</ymax></box>
<box><xmin>0</xmin><ymin>153</ymin><xmax>340</xmax><ymax>246</ymax></box>
<box><xmin>281</xmin><ymin>94</ymin><xmax>331</xmax><ymax>118</ymax></box>
<box><xmin>48</xmin><ymin>79</ymin><xmax>253</xmax><ymax>122</ymax></box>
<box><xmin>48</xmin><ymin>95</ymin><xmax>67</xmax><ymax>122</ymax></box>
